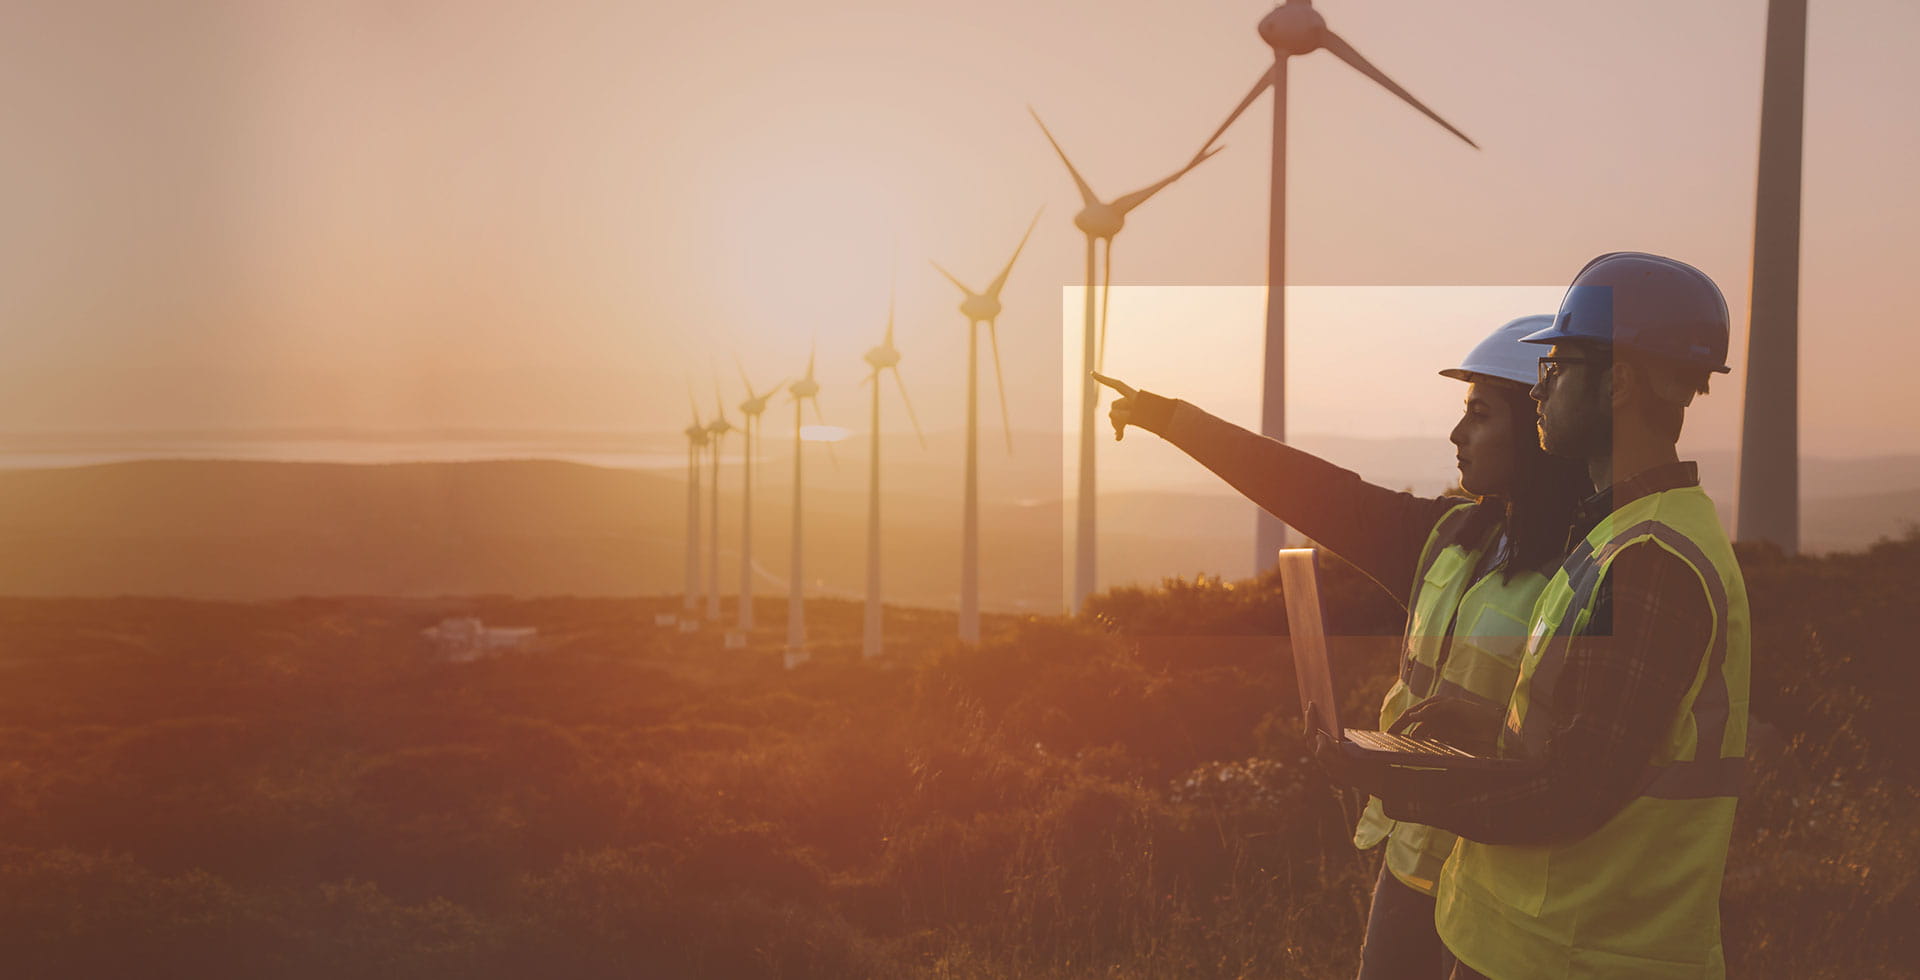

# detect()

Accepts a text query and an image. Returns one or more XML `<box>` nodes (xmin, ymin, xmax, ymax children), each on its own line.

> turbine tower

<box><xmin>705</xmin><ymin>386</ymin><xmax>734</xmax><ymax>621</ymax></box>
<box><xmin>861</xmin><ymin>286</ymin><xmax>927</xmax><ymax>660</ymax></box>
<box><xmin>1737</xmin><ymin>0</ymin><xmax>1808</xmax><ymax>555</ymax></box>
<box><xmin>1208</xmin><ymin>0</ymin><xmax>1478</xmax><ymax>572</ymax></box>
<box><xmin>732</xmin><ymin>362</ymin><xmax>785</xmax><ymax>639</ymax></box>
<box><xmin>1028</xmin><ymin>107</ymin><xmax>1226</xmax><ymax>614</ymax></box>
<box><xmin>784</xmin><ymin>348</ymin><xmax>827</xmax><ymax>668</ymax></box>
<box><xmin>932</xmin><ymin>209</ymin><xmax>1042</xmax><ymax>645</ymax></box>
<box><xmin>681</xmin><ymin>394</ymin><xmax>709</xmax><ymax>620</ymax></box>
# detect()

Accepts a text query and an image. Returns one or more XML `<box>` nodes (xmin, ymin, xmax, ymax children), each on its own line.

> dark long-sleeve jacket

<box><xmin>1147</xmin><ymin>395</ymin><xmax>1455</xmax><ymax>605</ymax></box>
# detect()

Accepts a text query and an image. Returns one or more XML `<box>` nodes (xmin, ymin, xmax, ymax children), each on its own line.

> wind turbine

<box><xmin>932</xmin><ymin>208</ymin><xmax>1042</xmax><ymax>645</ymax></box>
<box><xmin>731</xmin><ymin>362</ymin><xmax>785</xmax><ymax>640</ymax></box>
<box><xmin>1205</xmin><ymin>0</ymin><xmax>1478</xmax><ymax>572</ymax></box>
<box><xmin>784</xmin><ymin>348</ymin><xmax>827</xmax><ymax>668</ymax></box>
<box><xmin>860</xmin><ymin>286</ymin><xmax>927</xmax><ymax>660</ymax></box>
<box><xmin>1737</xmin><ymin>0</ymin><xmax>1807</xmax><ymax>555</ymax></box>
<box><xmin>1028</xmin><ymin>107</ymin><xmax>1226</xmax><ymax>615</ymax></box>
<box><xmin>681</xmin><ymin>393</ymin><xmax>709</xmax><ymax>625</ymax></box>
<box><xmin>705</xmin><ymin>385</ymin><xmax>734</xmax><ymax>622</ymax></box>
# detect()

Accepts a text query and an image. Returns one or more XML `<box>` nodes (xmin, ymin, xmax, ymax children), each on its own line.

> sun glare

<box><xmin>800</xmin><ymin>425</ymin><xmax>850</xmax><ymax>443</ymax></box>
<box><xmin>704</xmin><ymin>145</ymin><xmax>904</xmax><ymax>355</ymax></box>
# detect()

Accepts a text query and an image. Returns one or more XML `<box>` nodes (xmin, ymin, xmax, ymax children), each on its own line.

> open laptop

<box><xmin>1277</xmin><ymin>548</ymin><xmax>1524</xmax><ymax>770</ymax></box>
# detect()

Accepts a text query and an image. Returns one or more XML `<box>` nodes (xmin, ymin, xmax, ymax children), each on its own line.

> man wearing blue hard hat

<box><xmin>1323</xmin><ymin>252</ymin><xmax>1753</xmax><ymax>979</ymax></box>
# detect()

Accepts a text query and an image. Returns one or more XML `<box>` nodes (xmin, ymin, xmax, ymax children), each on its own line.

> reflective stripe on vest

<box><xmin>1439</xmin><ymin>486</ymin><xmax>1750</xmax><ymax>978</ymax></box>
<box><xmin>1353</xmin><ymin>501</ymin><xmax>1544</xmax><ymax>895</ymax></box>
<box><xmin>1510</xmin><ymin>520</ymin><xmax>1745</xmax><ymax>799</ymax></box>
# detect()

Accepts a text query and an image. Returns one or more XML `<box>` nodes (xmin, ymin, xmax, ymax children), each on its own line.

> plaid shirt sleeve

<box><xmin>1376</xmin><ymin>541</ymin><xmax>1715</xmax><ymax>845</ymax></box>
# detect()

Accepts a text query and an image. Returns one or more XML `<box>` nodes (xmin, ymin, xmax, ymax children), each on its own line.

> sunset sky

<box><xmin>2</xmin><ymin>0</ymin><xmax>1917</xmax><ymax>463</ymax></box>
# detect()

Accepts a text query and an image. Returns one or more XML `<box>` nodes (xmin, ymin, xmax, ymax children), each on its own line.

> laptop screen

<box><xmin>1276</xmin><ymin>548</ymin><xmax>1342</xmax><ymax>740</ymax></box>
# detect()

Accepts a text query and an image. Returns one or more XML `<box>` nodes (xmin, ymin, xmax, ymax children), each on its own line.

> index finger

<box><xmin>1089</xmin><ymin>371</ymin><xmax>1138</xmax><ymax>398</ymax></box>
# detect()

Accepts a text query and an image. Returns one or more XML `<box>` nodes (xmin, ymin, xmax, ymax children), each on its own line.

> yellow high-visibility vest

<box><xmin>1353</xmin><ymin>502</ymin><xmax>1547</xmax><ymax>895</ymax></box>
<box><xmin>1437</xmin><ymin>485</ymin><xmax>1750</xmax><ymax>979</ymax></box>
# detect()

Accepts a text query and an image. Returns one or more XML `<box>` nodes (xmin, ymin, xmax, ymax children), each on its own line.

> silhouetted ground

<box><xmin>0</xmin><ymin>534</ymin><xmax>1911</xmax><ymax>978</ymax></box>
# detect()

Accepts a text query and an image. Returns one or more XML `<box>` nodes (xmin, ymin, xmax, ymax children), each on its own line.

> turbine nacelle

<box><xmin>735</xmin><ymin>356</ymin><xmax>786</xmax><ymax>420</ymax></box>
<box><xmin>739</xmin><ymin>378</ymin><xmax>785</xmax><ymax>418</ymax></box>
<box><xmin>1073</xmin><ymin>204</ymin><xmax>1124</xmax><ymax>240</ymax></box>
<box><xmin>685</xmin><ymin>423</ymin><xmax>709</xmax><ymax>446</ymax></box>
<box><xmin>864</xmin><ymin>344</ymin><xmax>901</xmax><ymax>370</ymax></box>
<box><xmin>789</xmin><ymin>345</ymin><xmax>823</xmax><ymax>402</ymax></box>
<box><xmin>957</xmin><ymin>294</ymin><xmax>1001</xmax><ymax>323</ymax></box>
<box><xmin>1259</xmin><ymin>0</ymin><xmax>1327</xmax><ymax>55</ymax></box>
<box><xmin>706</xmin><ymin>417</ymin><xmax>733</xmax><ymax>438</ymax></box>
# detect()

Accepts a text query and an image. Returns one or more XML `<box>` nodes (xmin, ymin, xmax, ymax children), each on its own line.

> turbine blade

<box><xmin>891</xmin><ymin>367</ymin><xmax>926</xmax><ymax>449</ymax></box>
<box><xmin>988</xmin><ymin>322</ymin><xmax>1013</xmax><ymax>455</ymax></box>
<box><xmin>734</xmin><ymin>353</ymin><xmax>754</xmax><ymax>396</ymax></box>
<box><xmin>1028</xmin><ymin>107</ymin><xmax>1101</xmax><ymax>210</ymax></box>
<box><xmin>987</xmin><ymin>207</ymin><xmax>1044</xmax><ymax>300</ymax></box>
<box><xmin>883</xmin><ymin>278</ymin><xmax>898</xmax><ymax>343</ymax></box>
<box><xmin>1198</xmin><ymin>65</ymin><xmax>1276</xmax><ymax>155</ymax></box>
<box><xmin>1320</xmin><ymin>31</ymin><xmax>1479</xmax><ymax>150</ymax></box>
<box><xmin>929</xmin><ymin>260</ymin><xmax>973</xmax><ymax>297</ymax></box>
<box><xmin>689</xmin><ymin>386</ymin><xmax>703</xmax><ymax>427</ymax></box>
<box><xmin>1110</xmin><ymin>143</ymin><xmax>1224</xmax><ymax>217</ymax></box>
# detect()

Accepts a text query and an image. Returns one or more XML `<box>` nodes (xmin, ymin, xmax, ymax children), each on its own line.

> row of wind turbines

<box><xmin>671</xmin><ymin>0</ymin><xmax>1489</xmax><ymax>659</ymax></box>
<box><xmin>671</xmin><ymin>0</ymin><xmax>1809</xmax><ymax>660</ymax></box>
<box><xmin>674</xmin><ymin>305</ymin><xmax>922</xmax><ymax>666</ymax></box>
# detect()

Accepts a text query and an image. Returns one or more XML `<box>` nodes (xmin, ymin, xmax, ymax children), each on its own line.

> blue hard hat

<box><xmin>1440</xmin><ymin>315</ymin><xmax>1558</xmax><ymax>387</ymax></box>
<box><xmin>1522</xmin><ymin>252</ymin><xmax>1732</xmax><ymax>374</ymax></box>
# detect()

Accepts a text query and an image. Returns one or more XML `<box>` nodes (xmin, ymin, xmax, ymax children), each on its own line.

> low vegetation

<box><xmin>0</xmin><ymin>534</ymin><xmax>1912</xmax><ymax>977</ymax></box>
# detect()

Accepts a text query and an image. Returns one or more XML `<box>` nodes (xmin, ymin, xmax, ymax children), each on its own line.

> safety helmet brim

<box><xmin>1439</xmin><ymin>314</ymin><xmax>1559</xmax><ymax>387</ymax></box>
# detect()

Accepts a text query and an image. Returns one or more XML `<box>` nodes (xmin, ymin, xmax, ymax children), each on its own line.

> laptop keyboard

<box><xmin>1346</xmin><ymin>729</ymin><xmax>1476</xmax><ymax>758</ymax></box>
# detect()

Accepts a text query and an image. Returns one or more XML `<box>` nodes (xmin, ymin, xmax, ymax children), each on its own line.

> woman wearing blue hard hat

<box><xmin>1098</xmin><ymin>316</ymin><xmax>1590</xmax><ymax>979</ymax></box>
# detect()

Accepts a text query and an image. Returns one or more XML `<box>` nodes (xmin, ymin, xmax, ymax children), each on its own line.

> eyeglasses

<box><xmin>1537</xmin><ymin>356</ymin><xmax>1605</xmax><ymax>386</ymax></box>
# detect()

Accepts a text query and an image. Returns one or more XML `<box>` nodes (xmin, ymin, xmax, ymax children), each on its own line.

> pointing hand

<box><xmin>1091</xmin><ymin>371</ymin><xmax>1139</xmax><ymax>441</ymax></box>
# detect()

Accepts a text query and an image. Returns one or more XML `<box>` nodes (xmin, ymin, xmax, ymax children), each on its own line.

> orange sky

<box><xmin>2</xmin><ymin>0</ymin><xmax>1917</xmax><ymax>461</ymax></box>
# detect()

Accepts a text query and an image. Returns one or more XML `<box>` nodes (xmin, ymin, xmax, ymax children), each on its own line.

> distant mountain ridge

<box><xmin>0</xmin><ymin>453</ymin><xmax>1912</xmax><ymax>604</ymax></box>
<box><xmin>14</xmin><ymin>427</ymin><xmax>1917</xmax><ymax>500</ymax></box>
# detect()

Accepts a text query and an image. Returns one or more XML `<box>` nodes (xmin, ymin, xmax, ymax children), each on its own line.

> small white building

<box><xmin>421</xmin><ymin>617</ymin><xmax>537</xmax><ymax>662</ymax></box>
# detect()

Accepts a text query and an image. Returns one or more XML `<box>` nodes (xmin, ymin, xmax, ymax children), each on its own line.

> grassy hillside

<box><xmin>0</xmin><ymin>460</ymin><xmax>1064</xmax><ymax>609</ymax></box>
<box><xmin>0</xmin><ymin>533</ymin><xmax>1911</xmax><ymax>977</ymax></box>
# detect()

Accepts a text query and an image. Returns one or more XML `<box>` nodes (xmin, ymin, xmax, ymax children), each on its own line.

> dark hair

<box><xmin>1459</xmin><ymin>381</ymin><xmax>1593</xmax><ymax>581</ymax></box>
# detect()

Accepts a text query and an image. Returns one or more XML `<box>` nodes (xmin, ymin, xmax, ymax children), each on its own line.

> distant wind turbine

<box><xmin>682</xmin><ymin>393</ymin><xmax>709</xmax><ymax>619</ymax></box>
<box><xmin>784</xmin><ymin>348</ymin><xmax>828</xmax><ymax>668</ymax></box>
<box><xmin>932</xmin><ymin>208</ymin><xmax>1042</xmax><ymax>645</ymax></box>
<box><xmin>732</xmin><ymin>362</ymin><xmax>785</xmax><ymax>637</ymax></box>
<box><xmin>705</xmin><ymin>385</ymin><xmax>734</xmax><ymax>621</ymax></box>
<box><xmin>860</xmin><ymin>285</ymin><xmax>926</xmax><ymax>660</ymax></box>
<box><xmin>1206</xmin><ymin>0</ymin><xmax>1478</xmax><ymax>571</ymax></box>
<box><xmin>1028</xmin><ymin>107</ymin><xmax>1226</xmax><ymax>614</ymax></box>
<box><xmin>1737</xmin><ymin>0</ymin><xmax>1807</xmax><ymax>555</ymax></box>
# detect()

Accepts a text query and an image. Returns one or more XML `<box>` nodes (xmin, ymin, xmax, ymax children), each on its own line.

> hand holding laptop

<box><xmin>1313</xmin><ymin>732</ymin><xmax>1394</xmax><ymax>798</ymax></box>
<box><xmin>1390</xmin><ymin>696</ymin><xmax>1505</xmax><ymax>757</ymax></box>
<box><xmin>1278</xmin><ymin>548</ymin><xmax>1525</xmax><ymax>771</ymax></box>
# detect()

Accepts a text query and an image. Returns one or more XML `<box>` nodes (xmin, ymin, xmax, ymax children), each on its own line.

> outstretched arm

<box><xmin>1108</xmin><ymin>384</ymin><xmax>1457</xmax><ymax>604</ymax></box>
